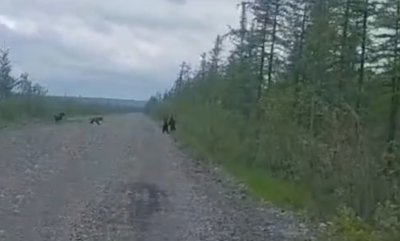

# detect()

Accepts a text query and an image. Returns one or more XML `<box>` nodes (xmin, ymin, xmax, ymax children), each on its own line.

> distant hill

<box><xmin>46</xmin><ymin>96</ymin><xmax>146</xmax><ymax>111</ymax></box>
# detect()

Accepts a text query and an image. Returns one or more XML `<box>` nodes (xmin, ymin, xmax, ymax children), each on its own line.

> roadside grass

<box><xmin>173</xmin><ymin>122</ymin><xmax>394</xmax><ymax>241</ymax></box>
<box><xmin>150</xmin><ymin>102</ymin><xmax>399</xmax><ymax>241</ymax></box>
<box><xmin>0</xmin><ymin>96</ymin><xmax>139</xmax><ymax>127</ymax></box>
<box><xmin>173</xmin><ymin>117</ymin><xmax>312</xmax><ymax>212</ymax></box>
<box><xmin>224</xmin><ymin>161</ymin><xmax>312</xmax><ymax>210</ymax></box>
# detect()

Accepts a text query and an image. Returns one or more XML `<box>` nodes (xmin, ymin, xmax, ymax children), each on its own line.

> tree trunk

<box><xmin>257</xmin><ymin>13</ymin><xmax>268</xmax><ymax>102</ymax></box>
<box><xmin>267</xmin><ymin>2</ymin><xmax>279</xmax><ymax>89</ymax></box>
<box><xmin>293</xmin><ymin>4</ymin><xmax>309</xmax><ymax>122</ymax></box>
<box><xmin>356</xmin><ymin>0</ymin><xmax>369</xmax><ymax>112</ymax></box>
<box><xmin>339</xmin><ymin>0</ymin><xmax>351</xmax><ymax>92</ymax></box>
<box><xmin>387</xmin><ymin>1</ymin><xmax>400</xmax><ymax>152</ymax></box>
<box><xmin>239</xmin><ymin>1</ymin><xmax>249</xmax><ymax>52</ymax></box>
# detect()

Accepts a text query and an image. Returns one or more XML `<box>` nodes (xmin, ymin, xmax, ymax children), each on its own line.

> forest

<box><xmin>145</xmin><ymin>0</ymin><xmax>400</xmax><ymax>240</ymax></box>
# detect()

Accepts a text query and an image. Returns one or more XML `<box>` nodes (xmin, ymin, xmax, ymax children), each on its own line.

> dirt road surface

<box><xmin>0</xmin><ymin>114</ymin><xmax>314</xmax><ymax>241</ymax></box>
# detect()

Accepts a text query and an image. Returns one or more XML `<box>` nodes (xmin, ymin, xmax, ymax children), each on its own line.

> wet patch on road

<box><xmin>70</xmin><ymin>181</ymin><xmax>168</xmax><ymax>241</ymax></box>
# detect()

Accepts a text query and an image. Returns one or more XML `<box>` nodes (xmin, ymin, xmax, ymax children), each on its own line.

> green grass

<box><xmin>174</xmin><ymin>121</ymin><xmax>312</xmax><ymax>211</ymax></box>
<box><xmin>173</xmin><ymin>121</ymin><xmax>398</xmax><ymax>241</ymax></box>
<box><xmin>157</xmin><ymin>106</ymin><xmax>398</xmax><ymax>241</ymax></box>
<box><xmin>0</xmin><ymin>95</ymin><xmax>139</xmax><ymax>126</ymax></box>
<box><xmin>225</xmin><ymin>161</ymin><xmax>312</xmax><ymax>210</ymax></box>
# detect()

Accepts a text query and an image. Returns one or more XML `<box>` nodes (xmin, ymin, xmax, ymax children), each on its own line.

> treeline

<box><xmin>0</xmin><ymin>47</ymin><xmax>53</xmax><ymax>122</ymax></box>
<box><xmin>0</xmin><ymin>47</ymin><xmax>140</xmax><ymax>123</ymax></box>
<box><xmin>0</xmin><ymin>48</ymin><xmax>47</xmax><ymax>98</ymax></box>
<box><xmin>146</xmin><ymin>0</ymin><xmax>400</xmax><ymax>240</ymax></box>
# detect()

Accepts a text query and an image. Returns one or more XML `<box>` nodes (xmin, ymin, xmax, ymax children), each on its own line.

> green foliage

<box><xmin>146</xmin><ymin>0</ymin><xmax>400</xmax><ymax>240</ymax></box>
<box><xmin>0</xmin><ymin>48</ymin><xmax>17</xmax><ymax>98</ymax></box>
<box><xmin>373</xmin><ymin>201</ymin><xmax>400</xmax><ymax>240</ymax></box>
<box><xmin>327</xmin><ymin>206</ymin><xmax>379</xmax><ymax>241</ymax></box>
<box><xmin>0</xmin><ymin>47</ymin><xmax>48</xmax><ymax>99</ymax></box>
<box><xmin>172</xmin><ymin>100</ymin><xmax>312</xmax><ymax>210</ymax></box>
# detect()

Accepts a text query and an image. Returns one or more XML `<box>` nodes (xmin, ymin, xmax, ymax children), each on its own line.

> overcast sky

<box><xmin>0</xmin><ymin>0</ymin><xmax>240</xmax><ymax>100</ymax></box>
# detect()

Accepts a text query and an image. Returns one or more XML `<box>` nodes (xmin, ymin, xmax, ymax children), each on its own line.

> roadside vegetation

<box><xmin>145</xmin><ymin>0</ymin><xmax>400</xmax><ymax>240</ymax></box>
<box><xmin>0</xmin><ymin>48</ymin><xmax>141</xmax><ymax>126</ymax></box>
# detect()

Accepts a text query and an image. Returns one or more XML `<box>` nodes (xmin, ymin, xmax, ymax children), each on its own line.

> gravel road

<box><xmin>0</xmin><ymin>113</ymin><xmax>315</xmax><ymax>241</ymax></box>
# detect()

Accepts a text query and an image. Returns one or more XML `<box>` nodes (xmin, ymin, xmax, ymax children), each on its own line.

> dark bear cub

<box><xmin>54</xmin><ymin>112</ymin><xmax>66</xmax><ymax>123</ymax></box>
<box><xmin>90</xmin><ymin>117</ymin><xmax>104</xmax><ymax>125</ymax></box>
<box><xmin>162</xmin><ymin>117</ymin><xmax>169</xmax><ymax>134</ymax></box>
<box><xmin>168</xmin><ymin>115</ymin><xmax>176</xmax><ymax>132</ymax></box>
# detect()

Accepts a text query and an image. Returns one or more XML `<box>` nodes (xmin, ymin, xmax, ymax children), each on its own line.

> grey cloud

<box><xmin>0</xmin><ymin>0</ymin><xmax>240</xmax><ymax>99</ymax></box>
<box><xmin>167</xmin><ymin>0</ymin><xmax>187</xmax><ymax>5</ymax></box>
<box><xmin>1</xmin><ymin>24</ymin><xmax>176</xmax><ymax>99</ymax></box>
<box><xmin>94</xmin><ymin>12</ymin><xmax>209</xmax><ymax>32</ymax></box>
